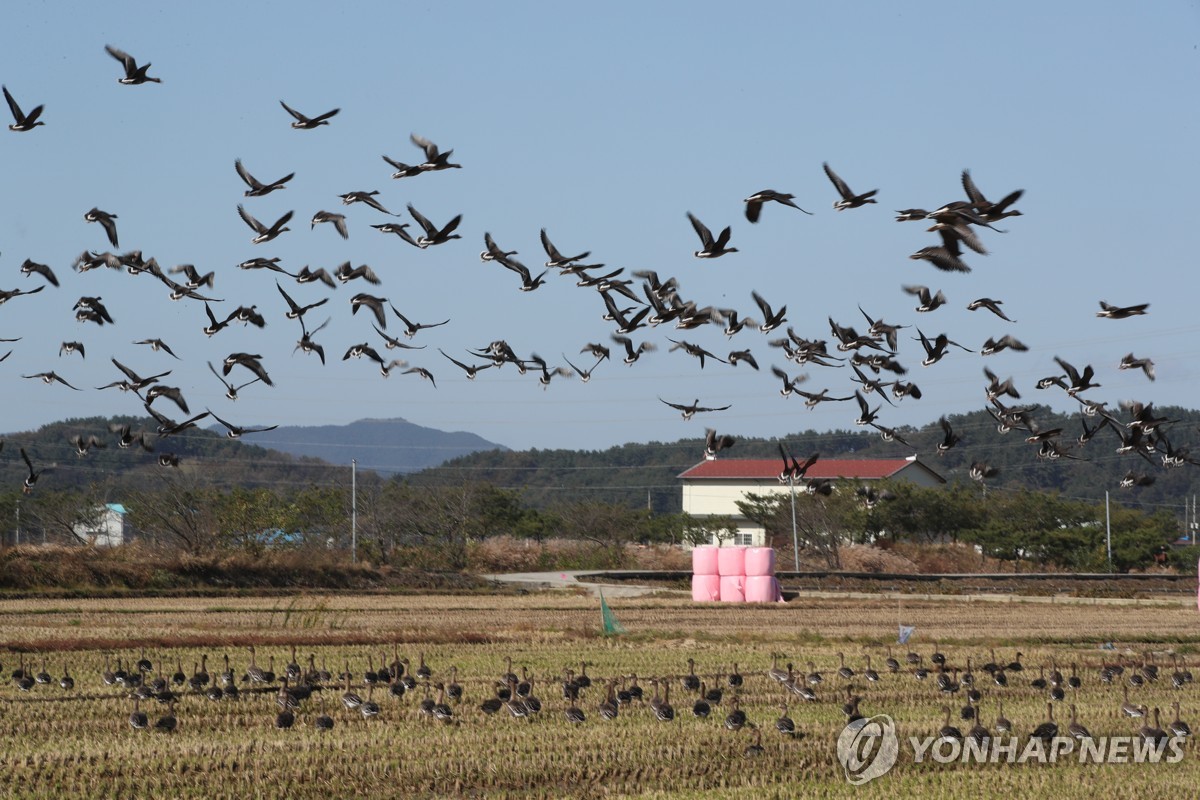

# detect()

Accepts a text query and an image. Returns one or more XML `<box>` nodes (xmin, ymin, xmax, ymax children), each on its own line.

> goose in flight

<box><xmin>84</xmin><ymin>208</ymin><xmax>119</xmax><ymax>248</ymax></box>
<box><xmin>795</xmin><ymin>387</ymin><xmax>854</xmax><ymax>409</ymax></box>
<box><xmin>540</xmin><ymin>229</ymin><xmax>590</xmax><ymax>268</ymax></box>
<box><xmin>1053</xmin><ymin>356</ymin><xmax>1100</xmax><ymax>396</ymax></box>
<box><xmin>208</xmin><ymin>360</ymin><xmax>262</xmax><ymax>399</ymax></box>
<box><xmin>969</xmin><ymin>462</ymin><xmax>998</xmax><ymax>482</ymax></box>
<box><xmin>704</xmin><ymin>428</ymin><xmax>736</xmax><ymax>459</ymax></box>
<box><xmin>59</xmin><ymin>341</ymin><xmax>85</xmax><ymax>358</ymax></box>
<box><xmin>381</xmin><ymin>153</ymin><xmax>425</xmax><ymax>180</ymax></box>
<box><xmin>770</xmin><ymin>365</ymin><xmax>807</xmax><ymax>398</ymax></box>
<box><xmin>104</xmin><ymin>358</ymin><xmax>170</xmax><ymax>392</ymax></box>
<box><xmin>105</xmin><ymin>45</ymin><xmax>161</xmax><ymax>85</ymax></box>
<box><xmin>207</xmin><ymin>411</ymin><xmax>279</xmax><ymax>439</ymax></box>
<box><xmin>372</xmin><ymin>222</ymin><xmax>423</xmax><ymax>248</ymax></box>
<box><xmin>19</xmin><ymin>259</ymin><xmax>58</xmax><ymax>287</ymax></box>
<box><xmin>967</xmin><ymin>297</ymin><xmax>1015</xmax><ymax>322</ymax></box>
<box><xmin>744</xmin><ymin>189</ymin><xmax>812</xmax><ymax>222</ymax></box>
<box><xmin>853</xmin><ymin>391</ymin><xmax>880</xmax><ymax>425</ymax></box>
<box><xmin>777</xmin><ymin>444</ymin><xmax>819</xmax><ymax>483</ymax></box>
<box><xmin>407</xmin><ymin>204</ymin><xmax>462</xmax><ymax>247</ymax></box>
<box><xmin>910</xmin><ymin>232</ymin><xmax>972</xmax><ymax>273</ymax></box>
<box><xmin>280</xmin><ymin>100</ymin><xmax>339</xmax><ymax>129</ymax></box>
<box><xmin>1096</xmin><ymin>300</ymin><xmax>1149</xmax><ymax>319</ymax></box>
<box><xmin>350</xmin><ymin>293</ymin><xmax>388</xmax><ymax>328</ymax></box>
<box><xmin>751</xmin><ymin>291</ymin><xmax>787</xmax><ymax>333</ymax></box>
<box><xmin>980</xmin><ymin>334</ymin><xmax>1028</xmax><ymax>356</ymax></box>
<box><xmin>294</xmin><ymin>265</ymin><xmax>337</xmax><ymax>288</ymax></box>
<box><xmin>0</xmin><ymin>285</ymin><xmax>45</xmax><ymax>304</ymax></box>
<box><xmin>983</xmin><ymin>367</ymin><xmax>1021</xmax><ymax>402</ymax></box>
<box><xmin>339</xmin><ymin>191</ymin><xmax>395</xmax><ymax>216</ymax></box>
<box><xmin>659</xmin><ymin>398</ymin><xmax>732</xmax><ymax>421</ymax></box>
<box><xmin>389</xmin><ymin>306</ymin><xmax>449</xmax><ymax>339</ymax></box>
<box><xmin>667</xmin><ymin>338</ymin><xmax>726</xmax><ymax>368</ymax></box>
<box><xmin>19</xmin><ymin>447</ymin><xmax>49</xmax><ymax>494</ymax></box>
<box><xmin>168</xmin><ymin>263</ymin><xmax>214</xmax><ymax>290</ymax></box>
<box><xmin>276</xmin><ymin>282</ymin><xmax>329</xmax><ymax>321</ymax></box>
<box><xmin>410</xmin><ymin>133</ymin><xmax>461</xmax><ymax>171</ymax></box>
<box><xmin>727</xmin><ymin>349</ymin><xmax>759</xmax><ymax>370</ymax></box>
<box><xmin>235</xmin><ymin>159</ymin><xmax>293</xmax><ymax>197</ymax></box>
<box><xmin>294</xmin><ymin>317</ymin><xmax>331</xmax><ymax>365</ymax></box>
<box><xmin>440</xmin><ymin>349</ymin><xmax>495</xmax><ymax>380</ymax></box>
<box><xmin>311</xmin><ymin>210</ymin><xmax>349</xmax><ymax>239</ymax></box>
<box><xmin>110</xmin><ymin>423</ymin><xmax>154</xmax><ymax>452</ymax></box>
<box><xmin>915</xmin><ymin>329</ymin><xmax>973</xmax><ymax>366</ymax></box>
<box><xmin>145</xmin><ymin>406</ymin><xmax>211</xmax><ymax>437</ymax></box>
<box><xmin>1118</xmin><ymin>353</ymin><xmax>1155</xmax><ymax>381</ymax></box>
<box><xmin>334</xmin><ymin>262</ymin><xmax>380</xmax><ymax>285</ymax></box>
<box><xmin>144</xmin><ymin>384</ymin><xmax>191</xmax><ymax>415</ymax></box>
<box><xmin>69</xmin><ymin>434</ymin><xmax>106</xmax><ymax>457</ymax></box>
<box><xmin>403</xmin><ymin>366</ymin><xmax>437</xmax><ymax>387</ymax></box>
<box><xmin>23</xmin><ymin>371</ymin><xmax>81</xmax><ymax>390</ymax></box>
<box><xmin>961</xmin><ymin>169</ymin><xmax>1023</xmax><ymax>223</ymax></box>
<box><xmin>687</xmin><ymin>212</ymin><xmax>737</xmax><ymax>258</ymax></box>
<box><xmin>495</xmin><ymin>253</ymin><xmax>549</xmax><ymax>292</ymax></box>
<box><xmin>238</xmin><ymin>205</ymin><xmax>293</xmax><ymax>244</ymax></box>
<box><xmin>562</xmin><ymin>354</ymin><xmax>603</xmax><ymax>383</ymax></box>
<box><xmin>3</xmin><ymin>86</ymin><xmax>44</xmax><ymax>131</ymax></box>
<box><xmin>480</xmin><ymin>232</ymin><xmax>518</xmax><ymax>263</ymax></box>
<box><xmin>611</xmin><ymin>334</ymin><xmax>655</xmax><ymax>365</ymax></box>
<box><xmin>222</xmin><ymin>352</ymin><xmax>273</xmax><ymax>386</ymax></box>
<box><xmin>823</xmin><ymin>163</ymin><xmax>877</xmax><ymax>210</ymax></box>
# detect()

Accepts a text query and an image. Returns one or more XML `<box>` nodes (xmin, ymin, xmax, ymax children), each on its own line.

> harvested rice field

<box><xmin>2</xmin><ymin>590</ymin><xmax>1198</xmax><ymax>799</ymax></box>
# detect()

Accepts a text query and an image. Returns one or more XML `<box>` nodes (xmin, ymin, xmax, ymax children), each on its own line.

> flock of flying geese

<box><xmin>5</xmin><ymin>644</ymin><xmax>1193</xmax><ymax>754</ymax></box>
<box><xmin>0</xmin><ymin>45</ymin><xmax>1185</xmax><ymax>497</ymax></box>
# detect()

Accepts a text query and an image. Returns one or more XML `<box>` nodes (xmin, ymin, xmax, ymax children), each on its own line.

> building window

<box><xmin>732</xmin><ymin>532</ymin><xmax>756</xmax><ymax>547</ymax></box>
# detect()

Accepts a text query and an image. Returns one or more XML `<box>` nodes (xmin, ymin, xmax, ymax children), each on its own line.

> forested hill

<box><xmin>408</xmin><ymin>404</ymin><xmax>1200</xmax><ymax>515</ymax></box>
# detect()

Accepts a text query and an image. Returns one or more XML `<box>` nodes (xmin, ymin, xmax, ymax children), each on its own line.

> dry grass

<box><xmin>2</xmin><ymin>591</ymin><xmax>1199</xmax><ymax>798</ymax></box>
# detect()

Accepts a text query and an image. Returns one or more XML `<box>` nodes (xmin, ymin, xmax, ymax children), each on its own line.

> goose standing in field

<box><xmin>3</xmin><ymin>85</ymin><xmax>45</xmax><ymax>131</ymax></box>
<box><xmin>1169</xmin><ymin>702</ymin><xmax>1191</xmax><ymax>737</ymax></box>
<box><xmin>129</xmin><ymin>699</ymin><xmax>149</xmax><ymax>730</ymax></box>
<box><xmin>937</xmin><ymin>705</ymin><xmax>963</xmax><ymax>741</ymax></box>
<box><xmin>154</xmin><ymin>701</ymin><xmax>178</xmax><ymax>733</ymax></box>
<box><xmin>744</xmin><ymin>189</ymin><xmax>812</xmax><ymax>222</ymax></box>
<box><xmin>823</xmin><ymin>162</ymin><xmax>877</xmax><ymax>210</ymax></box>
<box><xmin>1031</xmin><ymin>703</ymin><xmax>1058</xmax><ymax>741</ymax></box>
<box><xmin>1140</xmin><ymin>707</ymin><xmax>1168</xmax><ymax>742</ymax></box>
<box><xmin>692</xmin><ymin>682</ymin><xmax>712</xmax><ymax>718</ymax></box>
<box><xmin>105</xmin><ymin>45</ymin><xmax>161</xmax><ymax>85</ymax></box>
<box><xmin>724</xmin><ymin>697</ymin><xmax>747</xmax><ymax>731</ymax></box>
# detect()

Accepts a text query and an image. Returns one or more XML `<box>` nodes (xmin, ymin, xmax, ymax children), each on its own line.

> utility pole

<box><xmin>1105</xmin><ymin>490</ymin><xmax>1112</xmax><ymax>572</ymax></box>
<box><xmin>351</xmin><ymin>459</ymin><xmax>357</xmax><ymax>564</ymax></box>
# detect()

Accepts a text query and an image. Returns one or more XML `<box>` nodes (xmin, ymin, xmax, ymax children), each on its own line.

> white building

<box><xmin>73</xmin><ymin>503</ymin><xmax>129</xmax><ymax>547</ymax></box>
<box><xmin>678</xmin><ymin>455</ymin><xmax>945</xmax><ymax>547</ymax></box>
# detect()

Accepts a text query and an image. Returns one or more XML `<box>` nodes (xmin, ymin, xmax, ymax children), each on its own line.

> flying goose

<box><xmin>381</xmin><ymin>153</ymin><xmax>425</xmax><ymax>180</ymax></box>
<box><xmin>294</xmin><ymin>317</ymin><xmax>331</xmax><ymax>365</ymax></box>
<box><xmin>540</xmin><ymin>228</ymin><xmax>591</xmax><ymax>268</ymax></box>
<box><xmin>1097</xmin><ymin>300</ymin><xmax>1149</xmax><ymax>319</ymax></box>
<box><xmin>276</xmin><ymin>282</ymin><xmax>329</xmax><ymax>321</ymax></box>
<box><xmin>1118</xmin><ymin>353</ymin><xmax>1155</xmax><ymax>381</ymax></box>
<box><xmin>561</xmin><ymin>354</ymin><xmax>602</xmax><ymax>382</ymax></box>
<box><xmin>222</xmin><ymin>352</ymin><xmax>273</xmax><ymax>386</ymax></box>
<box><xmin>105</xmin><ymin>45</ymin><xmax>161</xmax><ymax>84</ymax></box>
<box><xmin>915</xmin><ymin>329</ymin><xmax>973</xmax><ymax>366</ymax></box>
<box><xmin>980</xmin><ymin>334</ymin><xmax>1028</xmax><ymax>355</ymax></box>
<box><xmin>22</xmin><ymin>371</ymin><xmax>81</xmax><ymax>390</ymax></box>
<box><xmin>727</xmin><ymin>349</ymin><xmax>759</xmax><ymax>370</ymax></box>
<box><xmin>294</xmin><ymin>265</ymin><xmax>337</xmax><ymax>288</ymax></box>
<box><xmin>495</xmin><ymin>253</ymin><xmax>549</xmax><ymax>291</ymax></box>
<box><xmin>480</xmin><ymin>231</ymin><xmax>517</xmax><ymax>262</ymax></box>
<box><xmin>750</xmin><ymin>290</ymin><xmax>787</xmax><ymax>333</ymax></box>
<box><xmin>969</xmin><ymin>462</ymin><xmax>998</xmax><ymax>482</ymax></box>
<box><xmin>983</xmin><ymin>367</ymin><xmax>1020</xmax><ymax>402</ymax></box>
<box><xmin>109</xmin><ymin>423</ymin><xmax>154</xmax><ymax>452</ymax></box>
<box><xmin>167</xmin><ymin>263</ymin><xmax>214</xmax><ymax>290</ymax></box>
<box><xmin>372</xmin><ymin>222</ymin><xmax>423</xmax><ymax>248</ymax></box>
<box><xmin>69</xmin><ymin>434</ymin><xmax>106</xmax><ymax>457</ymax></box>
<box><xmin>795</xmin><ymin>387</ymin><xmax>854</xmax><ymax>408</ymax></box>
<box><xmin>704</xmin><ymin>428</ymin><xmax>735</xmax><ymax>459</ymax></box>
<box><xmin>822</xmin><ymin>162</ymin><xmax>877</xmax><ymax>210</ymax></box>
<box><xmin>910</xmin><ymin>235</ymin><xmax>972</xmax><ymax>273</ymax></box>
<box><xmin>18</xmin><ymin>259</ymin><xmax>58</xmax><ymax>287</ymax></box>
<box><xmin>311</xmin><ymin>210</ymin><xmax>349</xmax><ymax>239</ymax></box>
<box><xmin>3</xmin><ymin>86</ymin><xmax>44</xmax><ymax>131</ymax></box>
<box><xmin>207</xmin><ymin>360</ymin><xmax>262</xmax><ymax>399</ymax></box>
<box><xmin>611</xmin><ymin>334</ymin><xmax>655</xmax><ymax>365</ymax></box>
<box><xmin>659</xmin><ymin>398</ymin><xmax>731</xmax><ymax>421</ymax></box>
<box><xmin>145</xmin><ymin>406</ymin><xmax>210</xmax><ymax>437</ymax></box>
<box><xmin>0</xmin><ymin>285</ymin><xmax>44</xmax><ymax>304</ymax></box>
<box><xmin>237</xmin><ymin>205</ymin><xmax>293</xmax><ymax>244</ymax></box>
<box><xmin>937</xmin><ymin>416</ymin><xmax>961</xmax><ymax>455</ymax></box>
<box><xmin>234</xmin><ymin>159</ymin><xmax>293</xmax><ymax>197</ymax></box>
<box><xmin>1053</xmin><ymin>356</ymin><xmax>1100</xmax><ymax>396</ymax></box>
<box><xmin>207</xmin><ymin>411</ymin><xmax>279</xmax><ymax>439</ymax></box>
<box><xmin>19</xmin><ymin>447</ymin><xmax>49</xmax><ymax>494</ymax></box>
<box><xmin>900</xmin><ymin>285</ymin><xmax>947</xmax><ymax>314</ymax></box>
<box><xmin>410</xmin><ymin>133</ymin><xmax>461</xmax><ymax>171</ymax></box>
<box><xmin>334</xmin><ymin>262</ymin><xmax>380</xmax><ymax>285</ymax></box>
<box><xmin>744</xmin><ymin>189</ymin><xmax>812</xmax><ymax>222</ymax></box>
<box><xmin>59</xmin><ymin>341</ymin><xmax>85</xmax><ymax>358</ymax></box>
<box><xmin>961</xmin><ymin>169</ymin><xmax>1023</xmax><ymax>222</ymax></box>
<box><xmin>402</xmin><ymin>366</ymin><xmax>436</xmax><ymax>387</ymax></box>
<box><xmin>279</xmin><ymin>100</ymin><xmax>339</xmax><ymax>129</ymax></box>
<box><xmin>853</xmin><ymin>391</ymin><xmax>880</xmax><ymax>425</ymax></box>
<box><xmin>686</xmin><ymin>212</ymin><xmax>737</xmax><ymax>258</ymax></box>
<box><xmin>407</xmin><ymin>204</ymin><xmax>462</xmax><ymax>247</ymax></box>
<box><xmin>144</xmin><ymin>385</ymin><xmax>190</xmax><ymax>414</ymax></box>
<box><xmin>373</xmin><ymin>324</ymin><xmax>426</xmax><ymax>352</ymax></box>
<box><xmin>667</xmin><ymin>338</ymin><xmax>726</xmax><ymax>368</ymax></box>
<box><xmin>440</xmin><ymin>349</ymin><xmax>495</xmax><ymax>380</ymax></box>
<box><xmin>388</xmin><ymin>305</ymin><xmax>449</xmax><ymax>339</ymax></box>
<box><xmin>84</xmin><ymin>208</ymin><xmax>119</xmax><ymax>248</ymax></box>
<box><xmin>770</xmin><ymin>365</ymin><xmax>807</xmax><ymax>398</ymax></box>
<box><xmin>339</xmin><ymin>190</ymin><xmax>395</xmax><ymax>215</ymax></box>
<box><xmin>350</xmin><ymin>293</ymin><xmax>388</xmax><ymax>328</ymax></box>
<box><xmin>967</xmin><ymin>297</ymin><xmax>1015</xmax><ymax>322</ymax></box>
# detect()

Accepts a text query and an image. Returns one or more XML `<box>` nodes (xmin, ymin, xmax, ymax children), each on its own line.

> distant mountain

<box><xmin>243</xmin><ymin>418</ymin><xmax>507</xmax><ymax>474</ymax></box>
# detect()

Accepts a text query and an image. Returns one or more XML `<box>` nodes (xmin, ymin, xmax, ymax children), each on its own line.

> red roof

<box><xmin>679</xmin><ymin>457</ymin><xmax>939</xmax><ymax>481</ymax></box>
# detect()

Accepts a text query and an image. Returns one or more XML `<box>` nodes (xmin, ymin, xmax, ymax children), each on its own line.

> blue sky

<box><xmin>2</xmin><ymin>1</ymin><xmax>1199</xmax><ymax>464</ymax></box>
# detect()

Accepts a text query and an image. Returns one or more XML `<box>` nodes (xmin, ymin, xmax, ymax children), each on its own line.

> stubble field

<box><xmin>1</xmin><ymin>590</ymin><xmax>1198</xmax><ymax>799</ymax></box>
